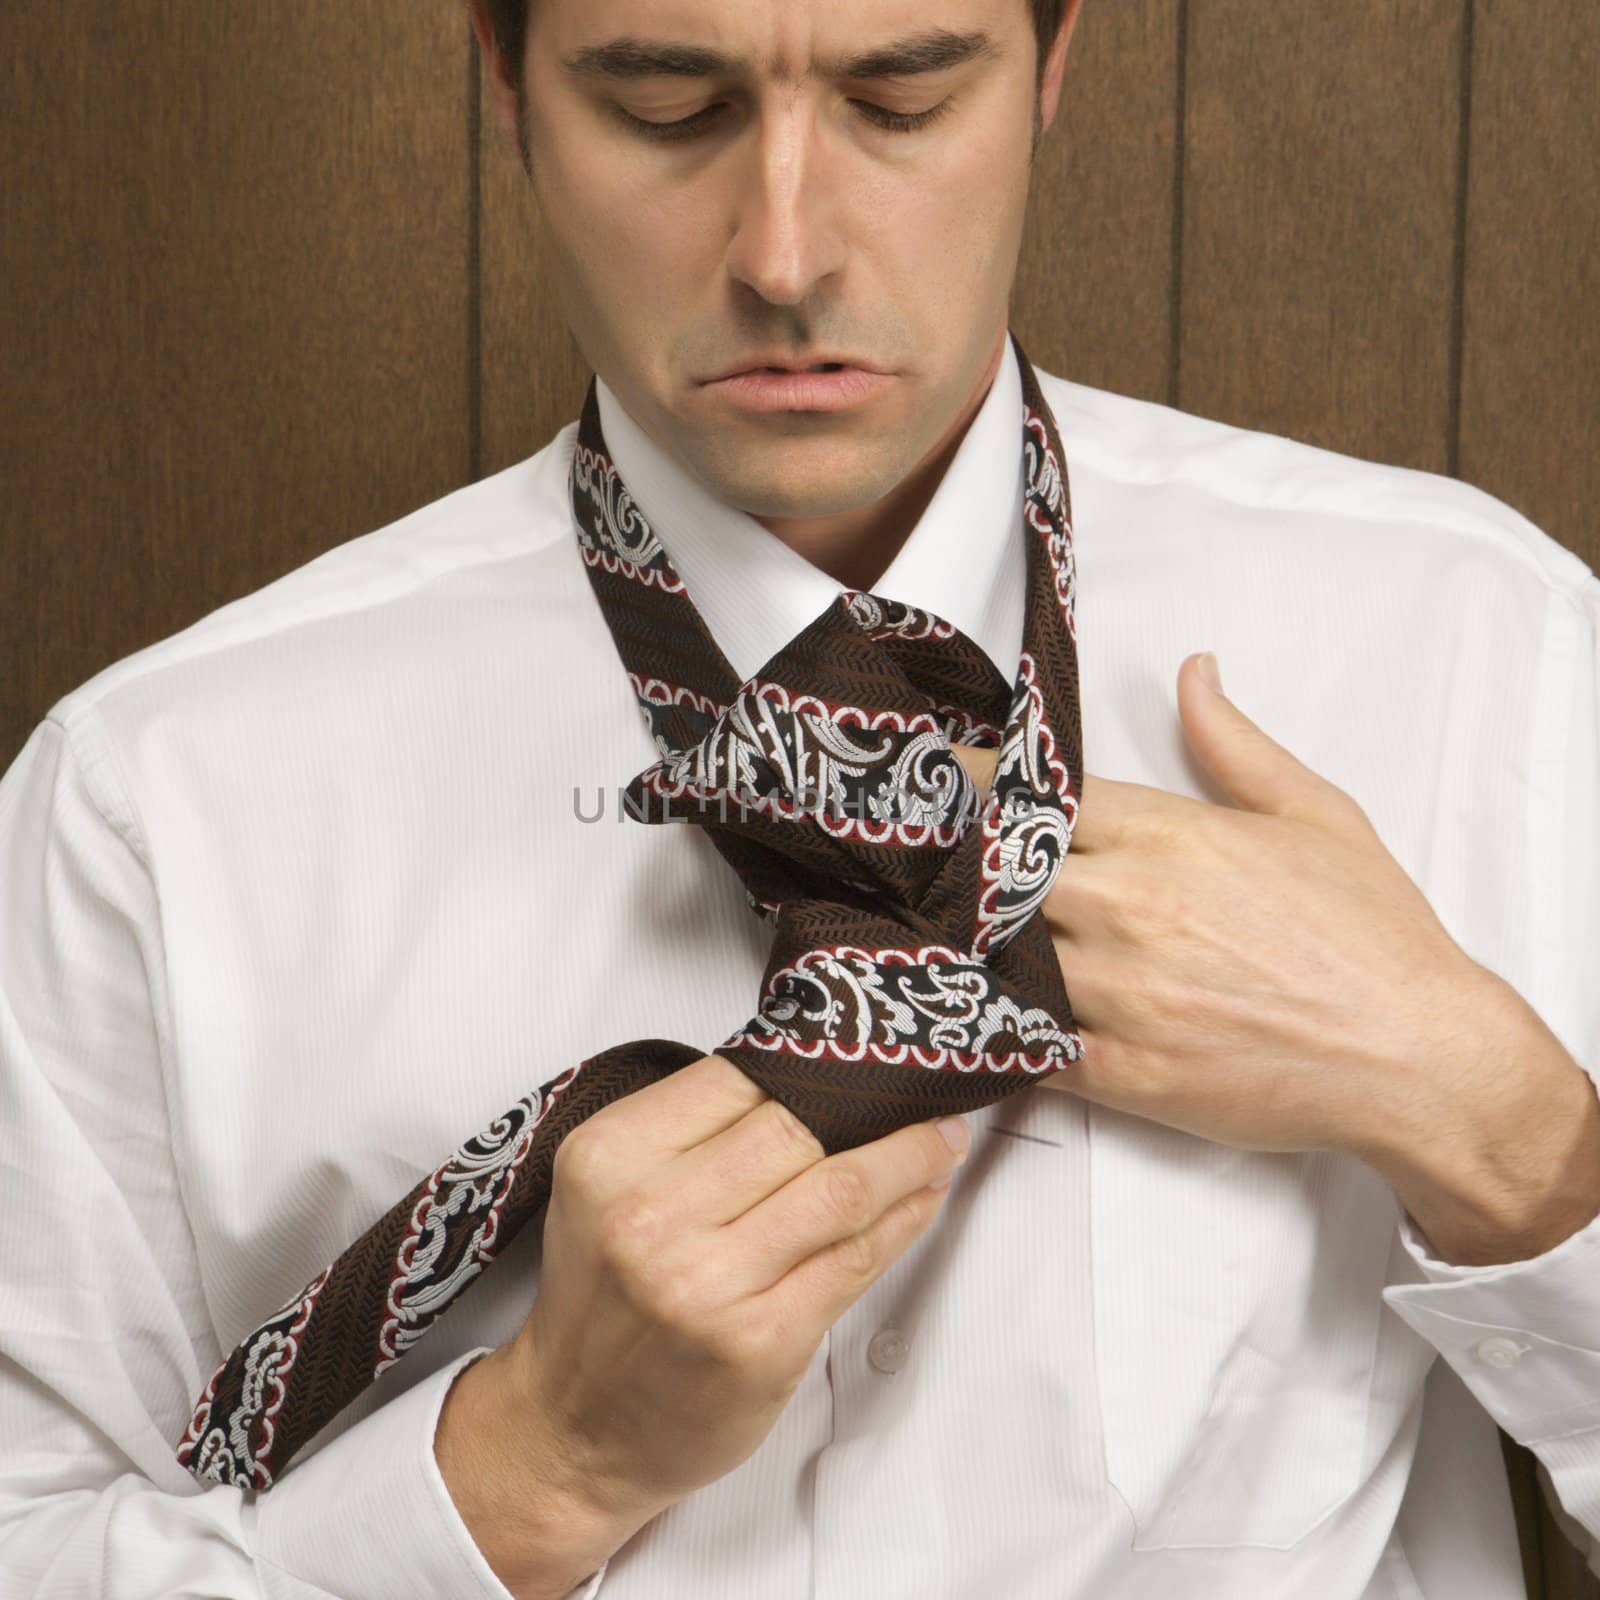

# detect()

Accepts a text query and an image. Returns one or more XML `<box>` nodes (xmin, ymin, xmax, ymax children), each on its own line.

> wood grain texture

<box><xmin>477</xmin><ymin>54</ymin><xmax>595</xmax><ymax>477</ymax></box>
<box><xmin>1459</xmin><ymin>0</ymin><xmax>1600</xmax><ymax>571</ymax></box>
<box><xmin>1178</xmin><ymin>0</ymin><xmax>1463</xmax><ymax>471</ymax></box>
<box><xmin>0</xmin><ymin>2</ymin><xmax>471</xmax><ymax>770</ymax></box>
<box><xmin>1010</xmin><ymin>0</ymin><xmax>1180</xmax><ymax>401</ymax></box>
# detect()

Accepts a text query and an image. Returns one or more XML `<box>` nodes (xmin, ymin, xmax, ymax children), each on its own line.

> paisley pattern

<box><xmin>630</xmin><ymin>678</ymin><xmax>987</xmax><ymax>846</ymax></box>
<box><xmin>177</xmin><ymin>330</ymin><xmax>1084</xmax><ymax>1490</ymax></box>
<box><xmin>723</xmin><ymin>943</ymin><xmax>1081</xmax><ymax>1072</ymax></box>
<box><xmin>372</xmin><ymin>1083</ymin><xmax>566</xmax><ymax>1377</ymax></box>
<box><xmin>845</xmin><ymin>591</ymin><xmax>960</xmax><ymax>641</ymax></box>
<box><xmin>1024</xmin><ymin>408</ymin><xmax>1077</xmax><ymax>638</ymax></box>
<box><xmin>571</xmin><ymin>438</ymin><xmax>686</xmax><ymax>593</ymax></box>
<box><xmin>177</xmin><ymin>1266</ymin><xmax>328</xmax><ymax>1489</ymax></box>
<box><xmin>972</xmin><ymin>652</ymin><xmax>1079</xmax><ymax>960</ymax></box>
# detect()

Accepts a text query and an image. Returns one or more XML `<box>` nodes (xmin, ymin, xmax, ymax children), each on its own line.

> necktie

<box><xmin>177</xmin><ymin>329</ymin><xmax>1084</xmax><ymax>1490</ymax></box>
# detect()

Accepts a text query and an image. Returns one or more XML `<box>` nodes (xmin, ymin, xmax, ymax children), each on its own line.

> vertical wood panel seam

<box><xmin>1447</xmin><ymin>0</ymin><xmax>1475</xmax><ymax>481</ymax></box>
<box><xmin>468</xmin><ymin>25</ymin><xmax>483</xmax><ymax>484</ymax></box>
<box><xmin>1168</xmin><ymin>0</ymin><xmax>1189</xmax><ymax>412</ymax></box>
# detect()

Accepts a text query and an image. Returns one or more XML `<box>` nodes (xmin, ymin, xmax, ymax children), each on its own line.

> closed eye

<box><xmin>617</xmin><ymin>98</ymin><xmax>955</xmax><ymax>143</ymax></box>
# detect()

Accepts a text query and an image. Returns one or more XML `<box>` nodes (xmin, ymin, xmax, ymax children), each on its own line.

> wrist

<box><xmin>1361</xmin><ymin>976</ymin><xmax>1600</xmax><ymax>1266</ymax></box>
<box><xmin>434</xmin><ymin>1341</ymin><xmax>648</xmax><ymax>1599</ymax></box>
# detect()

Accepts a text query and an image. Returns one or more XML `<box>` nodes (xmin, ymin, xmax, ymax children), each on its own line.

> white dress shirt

<box><xmin>2</xmin><ymin>333</ymin><xmax>1598</xmax><ymax>1600</ymax></box>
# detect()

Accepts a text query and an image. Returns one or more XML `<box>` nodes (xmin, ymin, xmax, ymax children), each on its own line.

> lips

<box><xmin>708</xmin><ymin>366</ymin><xmax>893</xmax><ymax>412</ymax></box>
<box><xmin>706</xmin><ymin>356</ymin><xmax>880</xmax><ymax>382</ymax></box>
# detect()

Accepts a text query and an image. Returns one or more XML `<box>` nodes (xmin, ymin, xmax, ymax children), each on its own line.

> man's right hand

<box><xmin>435</xmin><ymin>1053</ymin><xmax>971</xmax><ymax>1598</ymax></box>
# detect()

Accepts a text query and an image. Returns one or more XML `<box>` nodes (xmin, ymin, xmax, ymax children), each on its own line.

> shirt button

<box><xmin>1475</xmin><ymin>1336</ymin><xmax>1525</xmax><ymax>1369</ymax></box>
<box><xmin>867</xmin><ymin>1327</ymin><xmax>909</xmax><ymax>1375</ymax></box>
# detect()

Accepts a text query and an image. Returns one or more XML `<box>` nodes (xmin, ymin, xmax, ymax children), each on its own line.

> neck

<box><xmin>752</xmin><ymin>326</ymin><xmax>1009</xmax><ymax>592</ymax></box>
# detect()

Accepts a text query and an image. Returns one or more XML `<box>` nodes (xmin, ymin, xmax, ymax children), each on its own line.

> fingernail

<box><xmin>1196</xmin><ymin>652</ymin><xmax>1223</xmax><ymax>693</ymax></box>
<box><xmin>936</xmin><ymin>1115</ymin><xmax>971</xmax><ymax>1157</ymax></box>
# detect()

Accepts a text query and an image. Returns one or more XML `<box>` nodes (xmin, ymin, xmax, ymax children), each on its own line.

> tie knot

<box><xmin>617</xmin><ymin>582</ymin><xmax>1004</xmax><ymax>844</ymax></box>
<box><xmin>621</xmin><ymin>586</ymin><xmax>1016</xmax><ymax>906</ymax></box>
<box><xmin>627</xmin><ymin>676</ymin><xmax>984</xmax><ymax>838</ymax></box>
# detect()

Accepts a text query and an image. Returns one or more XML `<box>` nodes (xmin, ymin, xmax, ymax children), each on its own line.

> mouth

<box><xmin>705</xmin><ymin>356</ymin><xmax>880</xmax><ymax>382</ymax></box>
<box><xmin>703</xmin><ymin>363</ymin><xmax>894</xmax><ymax>413</ymax></box>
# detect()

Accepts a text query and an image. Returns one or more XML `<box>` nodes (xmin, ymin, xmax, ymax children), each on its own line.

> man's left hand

<box><xmin>954</xmin><ymin>652</ymin><xmax>1600</xmax><ymax>1265</ymax></box>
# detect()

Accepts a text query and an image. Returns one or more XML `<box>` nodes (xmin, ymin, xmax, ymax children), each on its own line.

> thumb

<box><xmin>1178</xmin><ymin>653</ymin><xmax>1352</xmax><ymax>828</ymax></box>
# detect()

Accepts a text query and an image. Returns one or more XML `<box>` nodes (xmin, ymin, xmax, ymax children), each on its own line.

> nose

<box><xmin>722</xmin><ymin>100</ymin><xmax>847</xmax><ymax>307</ymax></box>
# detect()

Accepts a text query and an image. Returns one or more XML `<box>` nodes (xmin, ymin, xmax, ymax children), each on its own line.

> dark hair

<box><xmin>484</xmin><ymin>2</ymin><xmax>1070</xmax><ymax>100</ymax></box>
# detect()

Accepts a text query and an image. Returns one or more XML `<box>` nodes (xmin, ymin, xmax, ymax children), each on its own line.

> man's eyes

<box><xmin>615</xmin><ymin>98</ymin><xmax>954</xmax><ymax>143</ymax></box>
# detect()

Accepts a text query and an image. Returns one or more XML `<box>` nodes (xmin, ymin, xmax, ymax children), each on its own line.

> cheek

<box><xmin>532</xmin><ymin>138</ymin><xmax>709</xmax><ymax>329</ymax></box>
<box><xmin>852</xmin><ymin>130</ymin><xmax>1030</xmax><ymax>284</ymax></box>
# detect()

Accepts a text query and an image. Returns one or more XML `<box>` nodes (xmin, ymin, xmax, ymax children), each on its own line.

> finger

<box><xmin>720</xmin><ymin>1113</ymin><xmax>969</xmax><ymax>1300</ymax></box>
<box><xmin>1040</xmin><ymin>848</ymin><xmax>1134</xmax><ymax>941</ymax></box>
<box><xmin>753</xmin><ymin>1148</ymin><xmax>959</xmax><ymax>1330</ymax></box>
<box><xmin>948</xmin><ymin>761</ymin><xmax>1135</xmax><ymax>856</ymax></box>
<box><xmin>1059</xmin><ymin>773</ymin><xmax>1198</xmax><ymax>855</ymax></box>
<box><xmin>1177</xmin><ymin>654</ymin><xmax>1359</xmax><ymax>829</ymax></box>
<box><xmin>665</xmin><ymin>1092</ymin><xmax>831</xmax><ymax>1228</ymax></box>
<box><xmin>595</xmin><ymin>1051</ymin><xmax>773</xmax><ymax>1157</ymax></box>
<box><xmin>953</xmin><ymin>746</ymin><xmax>1122</xmax><ymax>858</ymax></box>
<box><xmin>950</xmin><ymin>742</ymin><xmax>998</xmax><ymax>792</ymax></box>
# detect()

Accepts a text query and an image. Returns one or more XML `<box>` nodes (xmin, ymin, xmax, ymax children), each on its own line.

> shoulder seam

<box><xmin>44</xmin><ymin>707</ymin><xmax>150</xmax><ymax>864</ymax></box>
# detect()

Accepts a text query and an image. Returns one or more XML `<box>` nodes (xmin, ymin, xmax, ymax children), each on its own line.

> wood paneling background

<box><xmin>3</xmin><ymin>4</ymin><xmax>1597</xmax><ymax>1592</ymax></box>
<box><xmin>0</xmin><ymin>3</ymin><xmax>472</xmax><ymax>770</ymax></box>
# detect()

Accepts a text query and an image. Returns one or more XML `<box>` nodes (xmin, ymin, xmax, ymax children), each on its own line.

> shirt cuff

<box><xmin>254</xmin><ymin>1346</ymin><xmax>607</xmax><ymax>1600</ymax></box>
<box><xmin>1381</xmin><ymin>1202</ymin><xmax>1600</xmax><ymax>1447</ymax></box>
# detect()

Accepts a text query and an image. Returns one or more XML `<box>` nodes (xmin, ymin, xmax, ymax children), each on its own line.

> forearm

<box><xmin>434</xmin><ymin>1341</ymin><xmax>652</xmax><ymax>1600</ymax></box>
<box><xmin>1361</xmin><ymin>973</ymin><xmax>1600</xmax><ymax>1267</ymax></box>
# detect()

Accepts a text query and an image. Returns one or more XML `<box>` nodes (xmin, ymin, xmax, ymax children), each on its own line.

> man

<box><xmin>2</xmin><ymin>0</ymin><xmax>1598</xmax><ymax>1596</ymax></box>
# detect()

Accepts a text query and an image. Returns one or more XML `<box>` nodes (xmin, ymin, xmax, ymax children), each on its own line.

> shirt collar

<box><xmin>593</xmin><ymin>333</ymin><xmax>1027</xmax><ymax>686</ymax></box>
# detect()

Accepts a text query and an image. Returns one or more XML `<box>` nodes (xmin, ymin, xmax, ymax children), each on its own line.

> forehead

<box><xmin>542</xmin><ymin>0</ymin><xmax>1021</xmax><ymax>83</ymax></box>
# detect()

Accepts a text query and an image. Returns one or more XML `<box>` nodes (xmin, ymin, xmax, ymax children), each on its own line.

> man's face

<box><xmin>505</xmin><ymin>0</ymin><xmax>1069</xmax><ymax>525</ymax></box>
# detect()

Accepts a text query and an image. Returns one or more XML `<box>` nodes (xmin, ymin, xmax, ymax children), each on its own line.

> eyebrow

<box><xmin>559</xmin><ymin>27</ymin><xmax>1002</xmax><ymax>85</ymax></box>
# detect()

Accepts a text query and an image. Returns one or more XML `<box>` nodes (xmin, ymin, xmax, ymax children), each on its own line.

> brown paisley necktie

<box><xmin>177</xmin><ymin>330</ymin><xmax>1085</xmax><ymax>1490</ymax></box>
